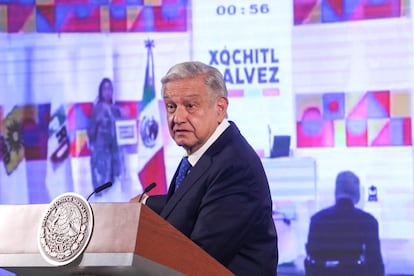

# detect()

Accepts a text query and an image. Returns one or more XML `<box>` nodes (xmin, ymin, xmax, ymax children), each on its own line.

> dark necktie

<box><xmin>175</xmin><ymin>157</ymin><xmax>191</xmax><ymax>190</ymax></box>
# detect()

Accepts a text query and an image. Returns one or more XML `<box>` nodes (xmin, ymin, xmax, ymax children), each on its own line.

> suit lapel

<box><xmin>160</xmin><ymin>155</ymin><xmax>212</xmax><ymax>218</ymax></box>
<box><xmin>160</xmin><ymin>122</ymin><xmax>239</xmax><ymax>219</ymax></box>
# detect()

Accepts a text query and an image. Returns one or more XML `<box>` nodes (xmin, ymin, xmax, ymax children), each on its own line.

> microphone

<box><xmin>139</xmin><ymin>182</ymin><xmax>157</xmax><ymax>202</ymax></box>
<box><xmin>87</xmin><ymin>181</ymin><xmax>113</xmax><ymax>201</ymax></box>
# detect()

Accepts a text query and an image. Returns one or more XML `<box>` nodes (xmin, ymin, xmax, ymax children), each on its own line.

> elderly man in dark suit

<box><xmin>305</xmin><ymin>170</ymin><xmax>384</xmax><ymax>276</ymax></box>
<box><xmin>131</xmin><ymin>61</ymin><xmax>278</xmax><ymax>275</ymax></box>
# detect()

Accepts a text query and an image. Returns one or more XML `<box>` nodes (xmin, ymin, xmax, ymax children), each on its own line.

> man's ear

<box><xmin>216</xmin><ymin>96</ymin><xmax>229</xmax><ymax>115</ymax></box>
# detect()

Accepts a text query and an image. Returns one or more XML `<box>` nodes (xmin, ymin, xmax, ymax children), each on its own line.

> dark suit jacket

<box><xmin>306</xmin><ymin>198</ymin><xmax>384</xmax><ymax>276</ymax></box>
<box><xmin>147</xmin><ymin>121</ymin><xmax>278</xmax><ymax>276</ymax></box>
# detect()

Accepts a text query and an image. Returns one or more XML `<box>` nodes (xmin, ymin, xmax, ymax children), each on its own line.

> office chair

<box><xmin>304</xmin><ymin>242</ymin><xmax>367</xmax><ymax>276</ymax></box>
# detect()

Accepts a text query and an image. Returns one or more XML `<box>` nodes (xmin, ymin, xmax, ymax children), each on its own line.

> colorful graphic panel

<box><xmin>294</xmin><ymin>0</ymin><xmax>409</xmax><ymax>25</ymax></box>
<box><xmin>67</xmin><ymin>102</ymin><xmax>93</xmax><ymax>157</ymax></box>
<box><xmin>0</xmin><ymin>0</ymin><xmax>188</xmax><ymax>33</ymax></box>
<box><xmin>0</xmin><ymin>105</ymin><xmax>2</xmax><ymax>161</ymax></box>
<box><xmin>296</xmin><ymin>90</ymin><xmax>412</xmax><ymax>147</ymax></box>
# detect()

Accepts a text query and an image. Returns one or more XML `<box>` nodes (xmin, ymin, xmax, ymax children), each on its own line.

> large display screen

<box><xmin>1</xmin><ymin>0</ymin><xmax>413</xmax><ymax>274</ymax></box>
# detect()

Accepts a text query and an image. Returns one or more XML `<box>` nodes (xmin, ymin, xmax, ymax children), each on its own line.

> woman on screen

<box><xmin>87</xmin><ymin>77</ymin><xmax>124</xmax><ymax>192</ymax></box>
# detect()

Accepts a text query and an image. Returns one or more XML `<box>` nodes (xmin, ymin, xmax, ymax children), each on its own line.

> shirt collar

<box><xmin>186</xmin><ymin>119</ymin><xmax>230</xmax><ymax>166</ymax></box>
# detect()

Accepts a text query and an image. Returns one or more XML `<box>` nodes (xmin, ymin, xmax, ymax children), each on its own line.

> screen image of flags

<box><xmin>0</xmin><ymin>103</ymin><xmax>51</xmax><ymax>203</ymax></box>
<box><xmin>1</xmin><ymin>104</ymin><xmax>50</xmax><ymax>174</ymax></box>
<box><xmin>1</xmin><ymin>106</ymin><xmax>26</xmax><ymax>174</ymax></box>
<box><xmin>137</xmin><ymin>39</ymin><xmax>167</xmax><ymax>195</ymax></box>
<box><xmin>46</xmin><ymin>104</ymin><xmax>74</xmax><ymax>200</ymax></box>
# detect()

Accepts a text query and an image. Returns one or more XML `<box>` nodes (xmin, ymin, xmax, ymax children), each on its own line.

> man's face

<box><xmin>163</xmin><ymin>75</ymin><xmax>228</xmax><ymax>154</ymax></box>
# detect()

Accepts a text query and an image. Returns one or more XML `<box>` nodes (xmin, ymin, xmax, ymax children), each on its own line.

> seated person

<box><xmin>305</xmin><ymin>170</ymin><xmax>384</xmax><ymax>276</ymax></box>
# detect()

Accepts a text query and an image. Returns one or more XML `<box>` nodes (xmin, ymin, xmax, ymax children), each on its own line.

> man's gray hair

<box><xmin>161</xmin><ymin>61</ymin><xmax>228</xmax><ymax>98</ymax></box>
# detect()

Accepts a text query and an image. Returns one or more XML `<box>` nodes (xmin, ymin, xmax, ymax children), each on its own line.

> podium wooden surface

<box><xmin>0</xmin><ymin>203</ymin><xmax>233</xmax><ymax>276</ymax></box>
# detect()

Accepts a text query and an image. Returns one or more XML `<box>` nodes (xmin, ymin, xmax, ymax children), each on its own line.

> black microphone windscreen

<box><xmin>144</xmin><ymin>182</ymin><xmax>157</xmax><ymax>193</ymax></box>
<box><xmin>95</xmin><ymin>181</ymin><xmax>113</xmax><ymax>193</ymax></box>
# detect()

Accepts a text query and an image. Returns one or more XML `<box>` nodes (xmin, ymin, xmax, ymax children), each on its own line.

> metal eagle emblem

<box><xmin>140</xmin><ymin>115</ymin><xmax>159</xmax><ymax>148</ymax></box>
<box><xmin>38</xmin><ymin>193</ymin><xmax>94</xmax><ymax>266</ymax></box>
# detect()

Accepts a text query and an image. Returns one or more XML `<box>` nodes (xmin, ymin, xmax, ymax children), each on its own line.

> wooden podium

<box><xmin>0</xmin><ymin>203</ymin><xmax>233</xmax><ymax>276</ymax></box>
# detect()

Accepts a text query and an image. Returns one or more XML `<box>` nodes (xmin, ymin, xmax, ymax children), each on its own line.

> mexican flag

<box><xmin>137</xmin><ymin>40</ymin><xmax>167</xmax><ymax>195</ymax></box>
